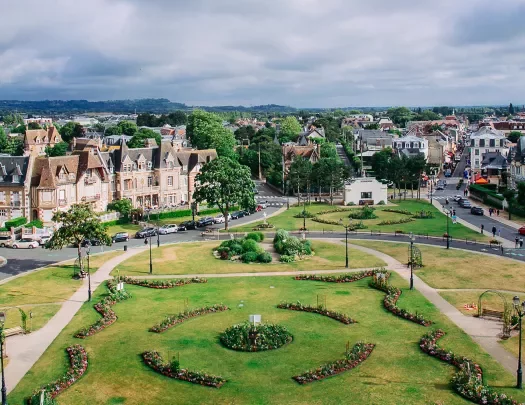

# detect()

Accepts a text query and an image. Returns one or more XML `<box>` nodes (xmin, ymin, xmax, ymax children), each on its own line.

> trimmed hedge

<box><xmin>469</xmin><ymin>184</ymin><xmax>504</xmax><ymax>209</ymax></box>
<box><xmin>25</xmin><ymin>219</ymin><xmax>44</xmax><ymax>229</ymax></box>
<box><xmin>246</xmin><ymin>232</ymin><xmax>264</xmax><ymax>242</ymax></box>
<box><xmin>4</xmin><ymin>216</ymin><xmax>27</xmax><ymax>229</ymax></box>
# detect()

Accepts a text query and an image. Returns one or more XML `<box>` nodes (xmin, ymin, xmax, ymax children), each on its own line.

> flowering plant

<box><xmin>294</xmin><ymin>269</ymin><xmax>384</xmax><ymax>283</ymax></box>
<box><xmin>150</xmin><ymin>304</ymin><xmax>229</xmax><ymax>333</ymax></box>
<box><xmin>277</xmin><ymin>302</ymin><xmax>356</xmax><ymax>324</ymax></box>
<box><xmin>116</xmin><ymin>276</ymin><xmax>207</xmax><ymax>289</ymax></box>
<box><xmin>220</xmin><ymin>322</ymin><xmax>293</xmax><ymax>352</ymax></box>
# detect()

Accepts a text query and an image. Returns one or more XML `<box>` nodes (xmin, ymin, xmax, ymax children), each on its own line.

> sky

<box><xmin>1</xmin><ymin>0</ymin><xmax>525</xmax><ymax>107</ymax></box>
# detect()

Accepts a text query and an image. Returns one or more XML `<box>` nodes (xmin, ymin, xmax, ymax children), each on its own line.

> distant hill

<box><xmin>0</xmin><ymin>99</ymin><xmax>297</xmax><ymax>115</ymax></box>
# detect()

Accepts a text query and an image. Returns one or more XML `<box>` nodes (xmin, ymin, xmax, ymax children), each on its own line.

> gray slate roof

<box><xmin>0</xmin><ymin>156</ymin><xmax>29</xmax><ymax>187</ymax></box>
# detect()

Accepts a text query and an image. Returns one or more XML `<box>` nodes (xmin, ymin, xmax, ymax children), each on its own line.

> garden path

<box><xmin>2</xmin><ymin>246</ymin><xmax>148</xmax><ymax>394</ymax></box>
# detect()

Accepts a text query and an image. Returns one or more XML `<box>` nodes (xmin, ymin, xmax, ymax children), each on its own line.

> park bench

<box><xmin>481</xmin><ymin>308</ymin><xmax>504</xmax><ymax>320</ymax></box>
<box><xmin>4</xmin><ymin>326</ymin><xmax>24</xmax><ymax>337</ymax></box>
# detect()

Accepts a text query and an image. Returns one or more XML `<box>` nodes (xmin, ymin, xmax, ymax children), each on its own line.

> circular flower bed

<box><xmin>219</xmin><ymin>322</ymin><xmax>293</xmax><ymax>352</ymax></box>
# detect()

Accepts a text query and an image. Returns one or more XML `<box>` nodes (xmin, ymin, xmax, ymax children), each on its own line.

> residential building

<box><xmin>23</xmin><ymin>117</ymin><xmax>53</xmax><ymax>127</ymax></box>
<box><xmin>355</xmin><ymin>129</ymin><xmax>394</xmax><ymax>152</ymax></box>
<box><xmin>393</xmin><ymin>135</ymin><xmax>429</xmax><ymax>160</ymax></box>
<box><xmin>491</xmin><ymin>121</ymin><xmax>525</xmax><ymax>135</ymax></box>
<box><xmin>508</xmin><ymin>137</ymin><xmax>525</xmax><ymax>188</ymax></box>
<box><xmin>480</xmin><ymin>152</ymin><xmax>508</xmax><ymax>185</ymax></box>
<box><xmin>0</xmin><ymin>156</ymin><xmax>32</xmax><ymax>226</ymax></box>
<box><xmin>24</xmin><ymin>127</ymin><xmax>62</xmax><ymax>156</ymax></box>
<box><xmin>343</xmin><ymin>178</ymin><xmax>387</xmax><ymax>206</ymax></box>
<box><xmin>282</xmin><ymin>143</ymin><xmax>321</xmax><ymax>177</ymax></box>
<box><xmin>469</xmin><ymin>126</ymin><xmax>509</xmax><ymax>171</ymax></box>
<box><xmin>422</xmin><ymin>130</ymin><xmax>453</xmax><ymax>167</ymax></box>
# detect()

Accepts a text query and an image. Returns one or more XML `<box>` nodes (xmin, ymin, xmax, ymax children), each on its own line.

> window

<box><xmin>479</xmin><ymin>139</ymin><xmax>485</xmax><ymax>147</ymax></box>
<box><xmin>169</xmin><ymin>195</ymin><xmax>173</xmax><ymax>204</ymax></box>
<box><xmin>489</xmin><ymin>139</ymin><xmax>495</xmax><ymax>147</ymax></box>
<box><xmin>0</xmin><ymin>210</ymin><xmax>6</xmax><ymax>217</ymax></box>
<box><xmin>500</xmin><ymin>139</ymin><xmax>504</xmax><ymax>147</ymax></box>
<box><xmin>111</xmin><ymin>179</ymin><xmax>116</xmax><ymax>191</ymax></box>
<box><xmin>42</xmin><ymin>191</ymin><xmax>53</xmax><ymax>202</ymax></box>
<box><xmin>182</xmin><ymin>177</ymin><xmax>187</xmax><ymax>186</ymax></box>
<box><xmin>59</xmin><ymin>172</ymin><xmax>65</xmax><ymax>180</ymax></box>
<box><xmin>59</xmin><ymin>190</ymin><xmax>65</xmax><ymax>200</ymax></box>
<box><xmin>475</xmin><ymin>160</ymin><xmax>480</xmax><ymax>167</ymax></box>
<box><xmin>0</xmin><ymin>192</ymin><xmax>4</xmax><ymax>201</ymax></box>
<box><xmin>86</xmin><ymin>169</ymin><xmax>92</xmax><ymax>177</ymax></box>
<box><xmin>168</xmin><ymin>176</ymin><xmax>173</xmax><ymax>186</ymax></box>
<box><xmin>12</xmin><ymin>175</ymin><xmax>19</xmax><ymax>183</ymax></box>
<box><xmin>148</xmin><ymin>176</ymin><xmax>153</xmax><ymax>187</ymax></box>
<box><xmin>475</xmin><ymin>149</ymin><xmax>479</xmax><ymax>155</ymax></box>
<box><xmin>471</xmin><ymin>139</ymin><xmax>475</xmax><ymax>146</ymax></box>
<box><xmin>147</xmin><ymin>161</ymin><xmax>152</xmax><ymax>169</ymax></box>
<box><xmin>361</xmin><ymin>192</ymin><xmax>372</xmax><ymax>199</ymax></box>
<box><xmin>168</xmin><ymin>161</ymin><xmax>173</xmax><ymax>169</ymax></box>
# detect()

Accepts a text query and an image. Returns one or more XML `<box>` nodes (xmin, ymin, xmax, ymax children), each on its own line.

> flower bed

<box><xmin>74</xmin><ymin>281</ymin><xmax>131</xmax><ymax>339</ymax></box>
<box><xmin>119</xmin><ymin>276</ymin><xmax>207</xmax><ymax>289</ymax></box>
<box><xmin>142</xmin><ymin>351</ymin><xmax>226</xmax><ymax>388</ymax></box>
<box><xmin>315</xmin><ymin>208</ymin><xmax>353</xmax><ymax>215</ymax></box>
<box><xmin>420</xmin><ymin>329</ymin><xmax>521</xmax><ymax>405</ymax></box>
<box><xmin>294</xmin><ymin>269</ymin><xmax>384</xmax><ymax>283</ymax></box>
<box><xmin>277</xmin><ymin>302</ymin><xmax>356</xmax><ymax>324</ymax></box>
<box><xmin>370</xmin><ymin>279</ymin><xmax>432</xmax><ymax>326</ymax></box>
<box><xmin>377</xmin><ymin>218</ymin><xmax>414</xmax><ymax>226</ymax></box>
<box><xmin>348</xmin><ymin>206</ymin><xmax>378</xmax><ymax>220</ymax></box>
<box><xmin>293</xmin><ymin>342</ymin><xmax>375</xmax><ymax>384</ymax></box>
<box><xmin>220</xmin><ymin>322</ymin><xmax>293</xmax><ymax>352</ymax></box>
<box><xmin>253</xmin><ymin>223</ymin><xmax>275</xmax><ymax>230</ymax></box>
<box><xmin>28</xmin><ymin>345</ymin><xmax>88</xmax><ymax>403</ymax></box>
<box><xmin>381</xmin><ymin>208</ymin><xmax>412</xmax><ymax>216</ymax></box>
<box><xmin>311</xmin><ymin>217</ymin><xmax>367</xmax><ymax>230</ymax></box>
<box><xmin>150</xmin><ymin>304</ymin><xmax>229</xmax><ymax>333</ymax></box>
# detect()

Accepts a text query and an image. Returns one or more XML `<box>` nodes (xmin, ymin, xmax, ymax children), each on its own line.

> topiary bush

<box><xmin>242</xmin><ymin>251</ymin><xmax>258</xmax><ymax>263</ymax></box>
<box><xmin>229</xmin><ymin>243</ymin><xmax>243</xmax><ymax>256</ymax></box>
<box><xmin>220</xmin><ymin>322</ymin><xmax>293</xmax><ymax>352</ymax></box>
<box><xmin>246</xmin><ymin>232</ymin><xmax>262</xmax><ymax>242</ymax></box>
<box><xmin>257</xmin><ymin>252</ymin><xmax>272</xmax><ymax>263</ymax></box>
<box><xmin>242</xmin><ymin>238</ymin><xmax>263</xmax><ymax>254</ymax></box>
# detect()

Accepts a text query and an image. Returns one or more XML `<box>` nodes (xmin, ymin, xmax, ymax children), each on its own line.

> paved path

<box><xmin>3</xmin><ymin>246</ymin><xmax>148</xmax><ymax>394</ymax></box>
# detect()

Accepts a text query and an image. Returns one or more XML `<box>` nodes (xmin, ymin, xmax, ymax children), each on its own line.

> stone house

<box><xmin>24</xmin><ymin>126</ymin><xmax>62</xmax><ymax>156</ymax></box>
<box><xmin>0</xmin><ymin>156</ymin><xmax>33</xmax><ymax>225</ymax></box>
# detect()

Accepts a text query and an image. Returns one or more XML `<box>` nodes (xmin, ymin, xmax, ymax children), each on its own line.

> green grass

<box><xmin>0</xmin><ymin>304</ymin><xmax>61</xmax><ymax>332</ymax></box>
<box><xmin>438</xmin><ymin>291</ymin><xmax>525</xmax><ymax>316</ymax></box>
<box><xmin>349</xmin><ymin>241</ymin><xmax>525</xmax><ymax>292</ymax></box>
<box><xmin>112</xmin><ymin>240</ymin><xmax>386</xmax><ymax>276</ymax></box>
<box><xmin>228</xmin><ymin>201</ymin><xmax>486</xmax><ymax>240</ymax></box>
<box><xmin>9</xmin><ymin>273</ymin><xmax>525</xmax><ymax>405</ymax></box>
<box><xmin>105</xmin><ymin>223</ymin><xmax>141</xmax><ymax>236</ymax></box>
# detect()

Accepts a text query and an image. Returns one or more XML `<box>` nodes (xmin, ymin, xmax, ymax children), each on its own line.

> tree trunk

<box><xmin>77</xmin><ymin>244</ymin><xmax>83</xmax><ymax>273</ymax></box>
<box><xmin>411</xmin><ymin>181</ymin><xmax>414</xmax><ymax>198</ymax></box>
<box><xmin>224</xmin><ymin>205</ymin><xmax>229</xmax><ymax>231</ymax></box>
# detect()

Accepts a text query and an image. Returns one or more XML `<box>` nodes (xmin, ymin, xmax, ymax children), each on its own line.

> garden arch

<box><xmin>477</xmin><ymin>290</ymin><xmax>511</xmax><ymax>337</ymax></box>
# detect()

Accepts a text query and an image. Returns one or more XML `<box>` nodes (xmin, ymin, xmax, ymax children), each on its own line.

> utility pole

<box><xmin>258</xmin><ymin>143</ymin><xmax>262</xmax><ymax>180</ymax></box>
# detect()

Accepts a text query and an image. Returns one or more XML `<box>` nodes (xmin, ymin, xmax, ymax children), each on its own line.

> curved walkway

<box><xmin>2</xmin><ymin>239</ymin><xmax>520</xmax><ymax>394</ymax></box>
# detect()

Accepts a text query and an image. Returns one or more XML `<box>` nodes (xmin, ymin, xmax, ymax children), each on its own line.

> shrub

<box><xmin>220</xmin><ymin>322</ymin><xmax>293</xmax><ymax>352</ymax></box>
<box><xmin>273</xmin><ymin>229</ymin><xmax>289</xmax><ymax>244</ymax></box>
<box><xmin>301</xmin><ymin>240</ymin><xmax>312</xmax><ymax>255</ymax></box>
<box><xmin>348</xmin><ymin>206</ymin><xmax>377</xmax><ymax>220</ymax></box>
<box><xmin>242</xmin><ymin>251</ymin><xmax>258</xmax><ymax>263</ymax></box>
<box><xmin>217</xmin><ymin>247</ymin><xmax>231</xmax><ymax>260</ymax></box>
<box><xmin>377</xmin><ymin>200</ymin><xmax>386</xmax><ymax>205</ymax></box>
<box><xmin>4</xmin><ymin>216</ymin><xmax>27</xmax><ymax>229</ymax></box>
<box><xmin>347</xmin><ymin>202</ymin><xmax>356</xmax><ymax>206</ymax></box>
<box><xmin>274</xmin><ymin>240</ymin><xmax>284</xmax><ymax>254</ymax></box>
<box><xmin>280</xmin><ymin>255</ymin><xmax>295</xmax><ymax>263</ymax></box>
<box><xmin>229</xmin><ymin>243</ymin><xmax>243</xmax><ymax>256</ymax></box>
<box><xmin>25</xmin><ymin>219</ymin><xmax>44</xmax><ymax>229</ymax></box>
<box><xmin>241</xmin><ymin>238</ymin><xmax>262</xmax><ymax>254</ymax></box>
<box><xmin>246</xmin><ymin>232</ymin><xmax>264</xmax><ymax>242</ymax></box>
<box><xmin>282</xmin><ymin>237</ymin><xmax>302</xmax><ymax>256</ymax></box>
<box><xmin>257</xmin><ymin>252</ymin><xmax>272</xmax><ymax>263</ymax></box>
<box><xmin>293</xmin><ymin>210</ymin><xmax>315</xmax><ymax>218</ymax></box>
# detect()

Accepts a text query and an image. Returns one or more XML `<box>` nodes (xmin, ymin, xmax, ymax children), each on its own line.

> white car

<box><xmin>12</xmin><ymin>238</ymin><xmax>39</xmax><ymax>249</ymax></box>
<box><xmin>158</xmin><ymin>224</ymin><xmax>178</xmax><ymax>235</ymax></box>
<box><xmin>214</xmin><ymin>214</ymin><xmax>232</xmax><ymax>224</ymax></box>
<box><xmin>39</xmin><ymin>236</ymin><xmax>51</xmax><ymax>246</ymax></box>
<box><xmin>259</xmin><ymin>202</ymin><xmax>268</xmax><ymax>209</ymax></box>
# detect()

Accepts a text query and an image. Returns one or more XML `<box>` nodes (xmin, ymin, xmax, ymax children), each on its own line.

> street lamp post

<box><xmin>513</xmin><ymin>296</ymin><xmax>525</xmax><ymax>389</ymax></box>
<box><xmin>87</xmin><ymin>246</ymin><xmax>92</xmax><ymax>302</ymax></box>
<box><xmin>339</xmin><ymin>219</ymin><xmax>351</xmax><ymax>268</ymax></box>
<box><xmin>443</xmin><ymin>208</ymin><xmax>450</xmax><ymax>249</ymax></box>
<box><xmin>409</xmin><ymin>233</ymin><xmax>415</xmax><ymax>290</ymax></box>
<box><xmin>0</xmin><ymin>311</ymin><xmax>7</xmax><ymax>405</ymax></box>
<box><xmin>146</xmin><ymin>209</ymin><xmax>153</xmax><ymax>275</ymax></box>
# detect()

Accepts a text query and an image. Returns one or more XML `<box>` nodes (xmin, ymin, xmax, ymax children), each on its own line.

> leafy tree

<box><xmin>314</xmin><ymin>157</ymin><xmax>348</xmax><ymax>205</ymax></box>
<box><xmin>348</xmin><ymin>110</ymin><xmax>362</xmax><ymax>114</ymax></box>
<box><xmin>0</xmin><ymin>127</ymin><xmax>7</xmax><ymax>152</ymax></box>
<box><xmin>45</xmin><ymin>142</ymin><xmax>68</xmax><ymax>157</ymax></box>
<box><xmin>234</xmin><ymin>125</ymin><xmax>256</xmax><ymax>143</ymax></box>
<box><xmin>510</xmin><ymin>103</ymin><xmax>515</xmax><ymax>115</ymax></box>
<box><xmin>136</xmin><ymin>113</ymin><xmax>157</xmax><ymax>127</ymax></box>
<box><xmin>11</xmin><ymin>124</ymin><xmax>27</xmax><ymax>134</ymax></box>
<box><xmin>371</xmin><ymin>148</ymin><xmax>392</xmax><ymax>180</ymax></box>
<box><xmin>186</xmin><ymin>110</ymin><xmax>236</xmax><ymax>156</ymax></box>
<box><xmin>320</xmin><ymin>142</ymin><xmax>338</xmax><ymax>159</ymax></box>
<box><xmin>508</xmin><ymin>131</ymin><xmax>522</xmax><ymax>143</ymax></box>
<box><xmin>105</xmin><ymin>125</ymin><xmax>123</xmax><ymax>136</ymax></box>
<box><xmin>92</xmin><ymin>123</ymin><xmax>106</xmax><ymax>132</ymax></box>
<box><xmin>388</xmin><ymin>128</ymin><xmax>402</xmax><ymax>136</ymax></box>
<box><xmin>364</xmin><ymin>123</ymin><xmax>380</xmax><ymax>130</ymax></box>
<box><xmin>27</xmin><ymin>122</ymin><xmax>42</xmax><ymax>130</ymax></box>
<box><xmin>59</xmin><ymin>121</ymin><xmax>82</xmax><ymax>143</ymax></box>
<box><xmin>288</xmin><ymin>158</ymin><xmax>313</xmax><ymax>195</ymax></box>
<box><xmin>127</xmin><ymin>128</ymin><xmax>162</xmax><ymax>148</ymax></box>
<box><xmin>414</xmin><ymin>110</ymin><xmax>441</xmax><ymax>121</ymax></box>
<box><xmin>313</xmin><ymin>116</ymin><xmax>341</xmax><ymax>141</ymax></box>
<box><xmin>279</xmin><ymin>116</ymin><xmax>302</xmax><ymax>143</ymax></box>
<box><xmin>192</xmin><ymin>157</ymin><xmax>254</xmax><ymax>230</ymax></box>
<box><xmin>167</xmin><ymin>111</ymin><xmax>187</xmax><ymax>126</ymax></box>
<box><xmin>3</xmin><ymin>113</ymin><xmax>23</xmax><ymax>126</ymax></box>
<box><xmin>117</xmin><ymin>121</ymin><xmax>138</xmax><ymax>136</ymax></box>
<box><xmin>107</xmin><ymin>199</ymin><xmax>133</xmax><ymax>219</ymax></box>
<box><xmin>387</xmin><ymin>107</ymin><xmax>414</xmax><ymax>128</ymax></box>
<box><xmin>4</xmin><ymin>137</ymin><xmax>24</xmax><ymax>156</ymax></box>
<box><xmin>47</xmin><ymin>204</ymin><xmax>111</xmax><ymax>272</ymax></box>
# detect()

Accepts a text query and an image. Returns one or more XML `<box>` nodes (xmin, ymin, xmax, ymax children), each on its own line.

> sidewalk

<box><xmin>3</xmin><ymin>246</ymin><xmax>148</xmax><ymax>394</ymax></box>
<box><xmin>466</xmin><ymin>196</ymin><xmax>522</xmax><ymax>230</ymax></box>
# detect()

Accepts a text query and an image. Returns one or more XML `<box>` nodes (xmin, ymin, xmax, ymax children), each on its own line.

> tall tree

<box><xmin>4</xmin><ymin>137</ymin><xmax>24</xmax><ymax>156</ymax></box>
<box><xmin>47</xmin><ymin>204</ymin><xmax>111</xmax><ymax>272</ymax></box>
<box><xmin>186</xmin><ymin>110</ymin><xmax>236</xmax><ymax>156</ymax></box>
<box><xmin>59</xmin><ymin>121</ymin><xmax>81</xmax><ymax>143</ymax></box>
<box><xmin>127</xmin><ymin>128</ymin><xmax>162</xmax><ymax>148</ymax></box>
<box><xmin>45</xmin><ymin>142</ymin><xmax>68</xmax><ymax>157</ymax></box>
<box><xmin>192</xmin><ymin>157</ymin><xmax>254</xmax><ymax>230</ymax></box>
<box><xmin>387</xmin><ymin>107</ymin><xmax>414</xmax><ymax>128</ymax></box>
<box><xmin>509</xmin><ymin>103</ymin><xmax>515</xmax><ymax>115</ymax></box>
<box><xmin>287</xmin><ymin>158</ymin><xmax>313</xmax><ymax>196</ymax></box>
<box><xmin>508</xmin><ymin>131</ymin><xmax>522</xmax><ymax>143</ymax></box>
<box><xmin>371</xmin><ymin>148</ymin><xmax>392</xmax><ymax>180</ymax></box>
<box><xmin>279</xmin><ymin>116</ymin><xmax>302</xmax><ymax>143</ymax></box>
<box><xmin>107</xmin><ymin>199</ymin><xmax>133</xmax><ymax>220</ymax></box>
<box><xmin>117</xmin><ymin>121</ymin><xmax>138</xmax><ymax>136</ymax></box>
<box><xmin>0</xmin><ymin>127</ymin><xmax>7</xmax><ymax>153</ymax></box>
<box><xmin>27</xmin><ymin>122</ymin><xmax>42</xmax><ymax>130</ymax></box>
<box><xmin>315</xmin><ymin>157</ymin><xmax>348</xmax><ymax>205</ymax></box>
<box><xmin>105</xmin><ymin>125</ymin><xmax>123</xmax><ymax>136</ymax></box>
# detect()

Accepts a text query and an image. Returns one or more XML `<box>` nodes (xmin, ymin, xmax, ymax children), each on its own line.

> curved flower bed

<box><xmin>220</xmin><ymin>322</ymin><xmax>293</xmax><ymax>352</ymax></box>
<box><xmin>142</xmin><ymin>351</ymin><xmax>226</xmax><ymax>388</ymax></box>
<box><xmin>370</xmin><ymin>279</ymin><xmax>432</xmax><ymax>326</ymax></box>
<box><xmin>28</xmin><ymin>345</ymin><xmax>88</xmax><ymax>403</ymax></box>
<box><xmin>294</xmin><ymin>269</ymin><xmax>383</xmax><ymax>283</ymax></box>
<box><xmin>381</xmin><ymin>208</ymin><xmax>412</xmax><ymax>216</ymax></box>
<box><xmin>74</xmin><ymin>282</ymin><xmax>131</xmax><ymax>338</ymax></box>
<box><xmin>277</xmin><ymin>302</ymin><xmax>356</xmax><ymax>324</ymax></box>
<box><xmin>150</xmin><ymin>304</ymin><xmax>229</xmax><ymax>333</ymax></box>
<box><xmin>293</xmin><ymin>342</ymin><xmax>375</xmax><ymax>384</ymax></box>
<box><xmin>119</xmin><ymin>276</ymin><xmax>207</xmax><ymax>289</ymax></box>
<box><xmin>377</xmin><ymin>218</ymin><xmax>414</xmax><ymax>226</ymax></box>
<box><xmin>420</xmin><ymin>330</ymin><xmax>521</xmax><ymax>405</ymax></box>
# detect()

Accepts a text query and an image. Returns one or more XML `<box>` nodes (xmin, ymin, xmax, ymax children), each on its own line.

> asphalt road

<box><xmin>0</xmin><ymin>181</ymin><xmax>290</xmax><ymax>280</ymax></box>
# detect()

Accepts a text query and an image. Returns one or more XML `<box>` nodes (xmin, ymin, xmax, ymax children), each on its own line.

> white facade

<box><xmin>393</xmin><ymin>135</ymin><xmax>429</xmax><ymax>160</ymax></box>
<box><xmin>343</xmin><ymin>178</ymin><xmax>387</xmax><ymax>206</ymax></box>
<box><xmin>469</xmin><ymin>127</ymin><xmax>509</xmax><ymax>170</ymax></box>
<box><xmin>23</xmin><ymin>117</ymin><xmax>53</xmax><ymax>126</ymax></box>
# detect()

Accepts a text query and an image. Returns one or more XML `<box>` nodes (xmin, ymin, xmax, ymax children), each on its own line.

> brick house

<box><xmin>24</xmin><ymin>127</ymin><xmax>62</xmax><ymax>156</ymax></box>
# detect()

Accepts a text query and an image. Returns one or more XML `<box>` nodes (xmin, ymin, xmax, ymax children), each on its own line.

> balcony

<box><xmin>10</xmin><ymin>201</ymin><xmax>21</xmax><ymax>207</ymax></box>
<box><xmin>85</xmin><ymin>177</ymin><xmax>97</xmax><ymax>185</ymax></box>
<box><xmin>58</xmin><ymin>199</ymin><xmax>68</xmax><ymax>206</ymax></box>
<box><xmin>82</xmin><ymin>194</ymin><xmax>100</xmax><ymax>202</ymax></box>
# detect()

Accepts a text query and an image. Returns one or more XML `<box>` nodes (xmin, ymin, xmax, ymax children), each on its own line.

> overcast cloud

<box><xmin>1</xmin><ymin>0</ymin><xmax>525</xmax><ymax>107</ymax></box>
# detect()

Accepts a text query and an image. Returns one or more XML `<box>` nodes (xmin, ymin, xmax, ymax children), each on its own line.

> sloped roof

<box><xmin>25</xmin><ymin>126</ymin><xmax>61</xmax><ymax>145</ymax></box>
<box><xmin>32</xmin><ymin>155</ymin><xmax>80</xmax><ymax>189</ymax></box>
<box><xmin>0</xmin><ymin>156</ymin><xmax>30</xmax><ymax>187</ymax></box>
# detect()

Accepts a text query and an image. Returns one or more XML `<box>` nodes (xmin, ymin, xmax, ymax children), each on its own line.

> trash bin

<box><xmin>124</xmin><ymin>245</ymin><xmax>128</xmax><ymax>252</ymax></box>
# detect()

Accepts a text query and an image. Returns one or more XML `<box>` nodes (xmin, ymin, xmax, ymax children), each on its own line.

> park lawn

<box><xmin>105</xmin><ymin>222</ymin><xmax>141</xmax><ymax>236</ymax></box>
<box><xmin>0</xmin><ymin>250</ymin><xmax>123</xmax><ymax>307</ymax></box>
<box><xmin>500</xmin><ymin>335</ymin><xmax>520</xmax><ymax>358</ymax></box>
<box><xmin>349</xmin><ymin>241</ymin><xmax>525</xmax><ymax>292</ymax></box>
<box><xmin>438</xmin><ymin>291</ymin><xmax>525</xmax><ymax>316</ymax></box>
<box><xmin>0</xmin><ymin>304</ymin><xmax>61</xmax><ymax>332</ymax></box>
<box><xmin>9</xmin><ymin>273</ymin><xmax>525</xmax><ymax>405</ymax></box>
<box><xmin>228</xmin><ymin>200</ymin><xmax>485</xmax><ymax>240</ymax></box>
<box><xmin>112</xmin><ymin>240</ymin><xmax>387</xmax><ymax>276</ymax></box>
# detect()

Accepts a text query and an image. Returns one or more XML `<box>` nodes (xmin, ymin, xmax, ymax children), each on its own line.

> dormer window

<box><xmin>59</xmin><ymin>172</ymin><xmax>65</xmax><ymax>180</ymax></box>
<box><xmin>36</xmin><ymin>138</ymin><xmax>40</xmax><ymax>144</ymax></box>
<box><xmin>12</xmin><ymin>175</ymin><xmax>19</xmax><ymax>183</ymax></box>
<box><xmin>147</xmin><ymin>161</ymin><xmax>152</xmax><ymax>169</ymax></box>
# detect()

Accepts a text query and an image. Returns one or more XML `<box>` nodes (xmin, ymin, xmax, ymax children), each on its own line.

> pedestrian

<box><xmin>489</xmin><ymin>208</ymin><xmax>493</xmax><ymax>216</ymax></box>
<box><xmin>452</xmin><ymin>214</ymin><xmax>457</xmax><ymax>224</ymax></box>
<box><xmin>480</xmin><ymin>224</ymin><xmax>484</xmax><ymax>234</ymax></box>
<box><xmin>521</xmin><ymin>238</ymin><xmax>524</xmax><ymax>248</ymax></box>
<box><xmin>492</xmin><ymin>226</ymin><xmax>496</xmax><ymax>238</ymax></box>
<box><xmin>516</xmin><ymin>236</ymin><xmax>520</xmax><ymax>248</ymax></box>
<box><xmin>497</xmin><ymin>209</ymin><xmax>500</xmax><ymax>216</ymax></box>
<box><xmin>498</xmin><ymin>228</ymin><xmax>501</xmax><ymax>237</ymax></box>
<box><xmin>452</xmin><ymin>209</ymin><xmax>456</xmax><ymax>216</ymax></box>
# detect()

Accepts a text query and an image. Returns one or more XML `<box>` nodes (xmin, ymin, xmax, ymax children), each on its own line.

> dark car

<box><xmin>197</xmin><ymin>217</ymin><xmax>214</xmax><ymax>227</ymax></box>
<box><xmin>470</xmin><ymin>206</ymin><xmax>484</xmax><ymax>216</ymax></box>
<box><xmin>135</xmin><ymin>227</ymin><xmax>157</xmax><ymax>238</ymax></box>
<box><xmin>112</xmin><ymin>232</ymin><xmax>129</xmax><ymax>243</ymax></box>
<box><xmin>459</xmin><ymin>199</ymin><xmax>471</xmax><ymax>208</ymax></box>
<box><xmin>179</xmin><ymin>220</ymin><xmax>196</xmax><ymax>230</ymax></box>
<box><xmin>242</xmin><ymin>209</ymin><xmax>251</xmax><ymax>216</ymax></box>
<box><xmin>231</xmin><ymin>211</ymin><xmax>245</xmax><ymax>220</ymax></box>
<box><xmin>80</xmin><ymin>239</ymin><xmax>101</xmax><ymax>247</ymax></box>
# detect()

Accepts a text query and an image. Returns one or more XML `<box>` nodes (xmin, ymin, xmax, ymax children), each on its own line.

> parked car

<box><xmin>0</xmin><ymin>236</ymin><xmax>13</xmax><ymax>248</ymax></box>
<box><xmin>459</xmin><ymin>199</ymin><xmax>471</xmax><ymax>208</ymax></box>
<box><xmin>135</xmin><ymin>227</ymin><xmax>157</xmax><ymax>238</ymax></box>
<box><xmin>158</xmin><ymin>224</ymin><xmax>178</xmax><ymax>235</ymax></box>
<box><xmin>258</xmin><ymin>202</ymin><xmax>268</xmax><ymax>209</ymax></box>
<box><xmin>519</xmin><ymin>226</ymin><xmax>525</xmax><ymax>236</ymax></box>
<box><xmin>112</xmin><ymin>232</ymin><xmax>129</xmax><ymax>243</ymax></box>
<box><xmin>436</xmin><ymin>183</ymin><xmax>445</xmax><ymax>191</ymax></box>
<box><xmin>197</xmin><ymin>217</ymin><xmax>214</xmax><ymax>227</ymax></box>
<box><xmin>242</xmin><ymin>209</ymin><xmax>251</xmax><ymax>216</ymax></box>
<box><xmin>470</xmin><ymin>206</ymin><xmax>484</xmax><ymax>216</ymax></box>
<box><xmin>12</xmin><ymin>238</ymin><xmax>39</xmax><ymax>249</ymax></box>
<box><xmin>231</xmin><ymin>211</ymin><xmax>245</xmax><ymax>220</ymax></box>
<box><xmin>255</xmin><ymin>205</ymin><xmax>262</xmax><ymax>212</ymax></box>
<box><xmin>39</xmin><ymin>236</ymin><xmax>51</xmax><ymax>246</ymax></box>
<box><xmin>253</xmin><ymin>188</ymin><xmax>259</xmax><ymax>194</ymax></box>
<box><xmin>179</xmin><ymin>220</ymin><xmax>196</xmax><ymax>230</ymax></box>
<box><xmin>214</xmin><ymin>214</ymin><xmax>231</xmax><ymax>224</ymax></box>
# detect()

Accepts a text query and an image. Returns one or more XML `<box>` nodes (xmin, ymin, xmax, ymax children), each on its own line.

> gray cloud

<box><xmin>1</xmin><ymin>0</ymin><xmax>525</xmax><ymax>106</ymax></box>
